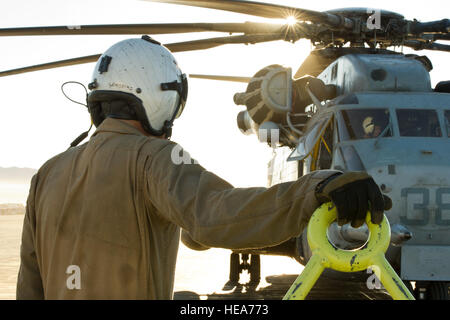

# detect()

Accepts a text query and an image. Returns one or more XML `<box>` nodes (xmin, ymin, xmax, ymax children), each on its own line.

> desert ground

<box><xmin>0</xmin><ymin>215</ymin><xmax>23</xmax><ymax>299</ymax></box>
<box><xmin>0</xmin><ymin>214</ymin><xmax>391</xmax><ymax>300</ymax></box>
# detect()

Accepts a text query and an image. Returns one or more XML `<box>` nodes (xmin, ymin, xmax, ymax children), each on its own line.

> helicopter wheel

<box><xmin>414</xmin><ymin>281</ymin><xmax>449</xmax><ymax>300</ymax></box>
<box><xmin>248</xmin><ymin>254</ymin><xmax>261</xmax><ymax>288</ymax></box>
<box><xmin>426</xmin><ymin>282</ymin><xmax>449</xmax><ymax>300</ymax></box>
<box><xmin>229</xmin><ymin>253</ymin><xmax>240</xmax><ymax>284</ymax></box>
<box><xmin>223</xmin><ymin>253</ymin><xmax>261</xmax><ymax>290</ymax></box>
<box><xmin>223</xmin><ymin>253</ymin><xmax>240</xmax><ymax>290</ymax></box>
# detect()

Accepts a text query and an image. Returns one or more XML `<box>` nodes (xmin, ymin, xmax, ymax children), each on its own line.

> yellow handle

<box><xmin>283</xmin><ymin>202</ymin><xmax>415</xmax><ymax>300</ymax></box>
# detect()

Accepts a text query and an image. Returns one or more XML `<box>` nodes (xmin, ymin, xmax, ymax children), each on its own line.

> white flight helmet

<box><xmin>87</xmin><ymin>36</ymin><xmax>188</xmax><ymax>138</ymax></box>
<box><xmin>362</xmin><ymin>116</ymin><xmax>375</xmax><ymax>135</ymax></box>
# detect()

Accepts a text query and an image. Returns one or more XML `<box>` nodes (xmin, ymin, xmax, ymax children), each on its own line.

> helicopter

<box><xmin>1</xmin><ymin>0</ymin><xmax>449</xmax><ymax>300</ymax></box>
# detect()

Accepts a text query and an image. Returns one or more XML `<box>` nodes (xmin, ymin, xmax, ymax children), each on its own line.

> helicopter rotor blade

<box><xmin>0</xmin><ymin>22</ymin><xmax>286</xmax><ymax>37</ymax></box>
<box><xmin>403</xmin><ymin>40</ymin><xmax>450</xmax><ymax>52</ymax></box>
<box><xmin>0</xmin><ymin>54</ymin><xmax>101</xmax><ymax>78</ymax></box>
<box><xmin>165</xmin><ymin>33</ymin><xmax>286</xmax><ymax>52</ymax></box>
<box><xmin>0</xmin><ymin>33</ymin><xmax>287</xmax><ymax>77</ymax></box>
<box><xmin>189</xmin><ymin>74</ymin><xmax>251</xmax><ymax>83</ymax></box>
<box><xmin>426</xmin><ymin>33</ymin><xmax>450</xmax><ymax>41</ymax></box>
<box><xmin>144</xmin><ymin>0</ymin><xmax>354</xmax><ymax>29</ymax></box>
<box><xmin>409</xmin><ymin>19</ymin><xmax>450</xmax><ymax>35</ymax></box>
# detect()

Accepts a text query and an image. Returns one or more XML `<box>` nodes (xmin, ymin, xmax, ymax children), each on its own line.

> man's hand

<box><xmin>315</xmin><ymin>171</ymin><xmax>392</xmax><ymax>228</ymax></box>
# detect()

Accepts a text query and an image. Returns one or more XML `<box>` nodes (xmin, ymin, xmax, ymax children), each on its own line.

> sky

<box><xmin>0</xmin><ymin>0</ymin><xmax>449</xmax><ymax>189</ymax></box>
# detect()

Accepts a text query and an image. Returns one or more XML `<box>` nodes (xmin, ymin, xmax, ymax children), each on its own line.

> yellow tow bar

<box><xmin>283</xmin><ymin>202</ymin><xmax>415</xmax><ymax>300</ymax></box>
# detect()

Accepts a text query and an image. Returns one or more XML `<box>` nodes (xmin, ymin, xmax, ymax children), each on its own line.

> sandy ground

<box><xmin>0</xmin><ymin>215</ymin><xmax>23</xmax><ymax>299</ymax></box>
<box><xmin>0</xmin><ymin>214</ymin><xmax>303</xmax><ymax>300</ymax></box>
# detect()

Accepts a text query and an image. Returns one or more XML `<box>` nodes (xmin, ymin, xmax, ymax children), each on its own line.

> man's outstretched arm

<box><xmin>143</xmin><ymin>139</ymin><xmax>339</xmax><ymax>250</ymax></box>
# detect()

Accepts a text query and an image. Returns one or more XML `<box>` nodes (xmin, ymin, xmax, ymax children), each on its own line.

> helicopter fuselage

<box><xmin>290</xmin><ymin>92</ymin><xmax>450</xmax><ymax>281</ymax></box>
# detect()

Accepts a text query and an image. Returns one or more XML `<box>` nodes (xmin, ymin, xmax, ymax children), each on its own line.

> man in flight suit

<box><xmin>17</xmin><ymin>37</ymin><xmax>390</xmax><ymax>299</ymax></box>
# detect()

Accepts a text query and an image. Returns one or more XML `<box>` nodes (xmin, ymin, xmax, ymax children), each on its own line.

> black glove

<box><xmin>315</xmin><ymin>171</ymin><xmax>392</xmax><ymax>228</ymax></box>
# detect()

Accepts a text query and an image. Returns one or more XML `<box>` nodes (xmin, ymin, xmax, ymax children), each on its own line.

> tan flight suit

<box><xmin>17</xmin><ymin>118</ymin><xmax>338</xmax><ymax>300</ymax></box>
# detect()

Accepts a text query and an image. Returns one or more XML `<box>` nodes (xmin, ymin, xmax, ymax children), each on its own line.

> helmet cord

<box><xmin>61</xmin><ymin>81</ymin><xmax>93</xmax><ymax>149</ymax></box>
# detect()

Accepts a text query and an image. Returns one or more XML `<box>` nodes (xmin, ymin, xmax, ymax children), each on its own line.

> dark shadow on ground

<box><xmin>174</xmin><ymin>273</ymin><xmax>392</xmax><ymax>300</ymax></box>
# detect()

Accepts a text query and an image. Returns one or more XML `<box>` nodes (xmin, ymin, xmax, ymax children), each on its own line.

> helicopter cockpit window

<box><xmin>444</xmin><ymin>110</ymin><xmax>450</xmax><ymax>137</ymax></box>
<box><xmin>337</xmin><ymin>109</ymin><xmax>391</xmax><ymax>141</ymax></box>
<box><xmin>397</xmin><ymin>109</ymin><xmax>442</xmax><ymax>137</ymax></box>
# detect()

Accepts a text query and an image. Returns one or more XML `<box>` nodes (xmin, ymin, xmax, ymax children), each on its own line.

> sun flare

<box><xmin>286</xmin><ymin>16</ymin><xmax>297</xmax><ymax>26</ymax></box>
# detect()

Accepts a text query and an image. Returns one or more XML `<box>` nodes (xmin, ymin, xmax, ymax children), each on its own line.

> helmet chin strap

<box><xmin>163</xmin><ymin>121</ymin><xmax>173</xmax><ymax>140</ymax></box>
<box><xmin>159</xmin><ymin>92</ymin><xmax>185</xmax><ymax>140</ymax></box>
<box><xmin>159</xmin><ymin>73</ymin><xmax>188</xmax><ymax>139</ymax></box>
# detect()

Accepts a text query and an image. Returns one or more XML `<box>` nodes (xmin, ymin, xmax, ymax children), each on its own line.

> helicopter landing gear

<box><xmin>411</xmin><ymin>281</ymin><xmax>449</xmax><ymax>300</ymax></box>
<box><xmin>223</xmin><ymin>253</ymin><xmax>260</xmax><ymax>290</ymax></box>
<box><xmin>425</xmin><ymin>281</ymin><xmax>449</xmax><ymax>300</ymax></box>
